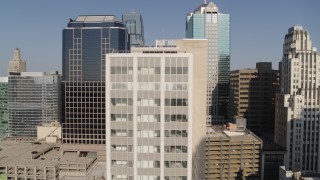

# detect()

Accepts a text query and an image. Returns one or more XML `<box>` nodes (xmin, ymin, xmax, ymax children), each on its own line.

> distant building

<box><xmin>205</xmin><ymin>124</ymin><xmax>262</xmax><ymax>179</ymax></box>
<box><xmin>61</xmin><ymin>15</ymin><xmax>129</xmax><ymax>147</ymax></box>
<box><xmin>0</xmin><ymin>77</ymin><xmax>8</xmax><ymax>138</ymax></box>
<box><xmin>106</xmin><ymin>39</ymin><xmax>207</xmax><ymax>180</ymax></box>
<box><xmin>274</xmin><ymin>26</ymin><xmax>320</xmax><ymax>172</ymax></box>
<box><xmin>229</xmin><ymin>62</ymin><xmax>278</xmax><ymax>138</ymax></box>
<box><xmin>186</xmin><ymin>1</ymin><xmax>230</xmax><ymax>125</ymax></box>
<box><xmin>8</xmin><ymin>72</ymin><xmax>61</xmax><ymax>137</ymax></box>
<box><xmin>8</xmin><ymin>48</ymin><xmax>26</xmax><ymax>75</ymax></box>
<box><xmin>123</xmin><ymin>11</ymin><xmax>145</xmax><ymax>47</ymax></box>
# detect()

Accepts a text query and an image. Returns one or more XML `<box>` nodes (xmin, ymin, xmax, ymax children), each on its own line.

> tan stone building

<box><xmin>205</xmin><ymin>124</ymin><xmax>262</xmax><ymax>179</ymax></box>
<box><xmin>8</xmin><ymin>48</ymin><xmax>26</xmax><ymax>75</ymax></box>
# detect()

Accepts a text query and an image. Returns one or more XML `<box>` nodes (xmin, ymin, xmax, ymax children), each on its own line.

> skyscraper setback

<box><xmin>275</xmin><ymin>26</ymin><xmax>320</xmax><ymax>172</ymax></box>
<box><xmin>61</xmin><ymin>15</ymin><xmax>129</xmax><ymax>145</ymax></box>
<box><xmin>123</xmin><ymin>11</ymin><xmax>145</xmax><ymax>47</ymax></box>
<box><xmin>186</xmin><ymin>2</ymin><xmax>230</xmax><ymax>125</ymax></box>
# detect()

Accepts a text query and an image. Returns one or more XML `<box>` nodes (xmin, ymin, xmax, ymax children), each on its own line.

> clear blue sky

<box><xmin>0</xmin><ymin>0</ymin><xmax>319</xmax><ymax>76</ymax></box>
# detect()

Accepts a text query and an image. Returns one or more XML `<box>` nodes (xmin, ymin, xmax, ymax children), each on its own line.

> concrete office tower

<box><xmin>205</xmin><ymin>124</ymin><xmax>262</xmax><ymax>179</ymax></box>
<box><xmin>0</xmin><ymin>77</ymin><xmax>8</xmax><ymax>138</ymax></box>
<box><xmin>105</xmin><ymin>39</ymin><xmax>207</xmax><ymax>180</ymax></box>
<box><xmin>62</xmin><ymin>15</ymin><xmax>129</xmax><ymax>147</ymax></box>
<box><xmin>8</xmin><ymin>48</ymin><xmax>26</xmax><ymax>75</ymax></box>
<box><xmin>229</xmin><ymin>62</ymin><xmax>279</xmax><ymax>138</ymax></box>
<box><xmin>8</xmin><ymin>72</ymin><xmax>61</xmax><ymax>137</ymax></box>
<box><xmin>274</xmin><ymin>26</ymin><xmax>320</xmax><ymax>172</ymax></box>
<box><xmin>123</xmin><ymin>11</ymin><xmax>145</xmax><ymax>47</ymax></box>
<box><xmin>186</xmin><ymin>1</ymin><xmax>230</xmax><ymax>125</ymax></box>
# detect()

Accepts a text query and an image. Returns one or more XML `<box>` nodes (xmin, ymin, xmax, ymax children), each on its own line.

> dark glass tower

<box><xmin>62</xmin><ymin>15</ymin><xmax>129</xmax><ymax>144</ymax></box>
<box><xmin>122</xmin><ymin>12</ymin><xmax>145</xmax><ymax>47</ymax></box>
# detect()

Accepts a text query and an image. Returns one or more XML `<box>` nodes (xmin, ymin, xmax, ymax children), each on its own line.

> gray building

<box><xmin>8</xmin><ymin>72</ymin><xmax>61</xmax><ymax>137</ymax></box>
<box><xmin>123</xmin><ymin>11</ymin><xmax>145</xmax><ymax>47</ymax></box>
<box><xmin>62</xmin><ymin>15</ymin><xmax>129</xmax><ymax>146</ymax></box>
<box><xmin>186</xmin><ymin>1</ymin><xmax>230</xmax><ymax>125</ymax></box>
<box><xmin>8</xmin><ymin>48</ymin><xmax>26</xmax><ymax>75</ymax></box>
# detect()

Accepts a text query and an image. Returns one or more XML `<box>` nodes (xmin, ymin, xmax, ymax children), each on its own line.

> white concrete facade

<box><xmin>275</xmin><ymin>26</ymin><xmax>320</xmax><ymax>172</ymax></box>
<box><xmin>105</xmin><ymin>40</ymin><xmax>207</xmax><ymax>180</ymax></box>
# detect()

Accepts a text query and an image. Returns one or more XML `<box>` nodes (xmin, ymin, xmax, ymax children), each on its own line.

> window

<box><xmin>137</xmin><ymin>114</ymin><xmax>160</xmax><ymax>122</ymax></box>
<box><xmin>165</xmin><ymin>99</ymin><xmax>188</xmax><ymax>106</ymax></box>
<box><xmin>165</xmin><ymin>130</ymin><xmax>188</xmax><ymax>137</ymax></box>
<box><xmin>137</xmin><ymin>130</ymin><xmax>160</xmax><ymax>138</ymax></box>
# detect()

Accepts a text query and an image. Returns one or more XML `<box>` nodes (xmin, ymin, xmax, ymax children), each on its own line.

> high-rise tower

<box><xmin>275</xmin><ymin>26</ymin><xmax>320</xmax><ymax>172</ymax></box>
<box><xmin>123</xmin><ymin>11</ymin><xmax>145</xmax><ymax>47</ymax></box>
<box><xmin>230</xmin><ymin>62</ymin><xmax>279</xmax><ymax>138</ymax></box>
<box><xmin>8</xmin><ymin>72</ymin><xmax>61</xmax><ymax>137</ymax></box>
<box><xmin>8</xmin><ymin>48</ymin><xmax>26</xmax><ymax>75</ymax></box>
<box><xmin>105</xmin><ymin>39</ymin><xmax>207</xmax><ymax>180</ymax></box>
<box><xmin>62</xmin><ymin>15</ymin><xmax>129</xmax><ymax>147</ymax></box>
<box><xmin>186</xmin><ymin>2</ymin><xmax>230</xmax><ymax>125</ymax></box>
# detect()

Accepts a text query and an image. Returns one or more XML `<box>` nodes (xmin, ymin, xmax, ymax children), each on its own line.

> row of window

<box><xmin>110</xmin><ymin>67</ymin><xmax>188</xmax><ymax>75</ymax></box>
<box><xmin>111</xmin><ymin>114</ymin><xmax>188</xmax><ymax>122</ymax></box>
<box><xmin>111</xmin><ymin>145</ymin><xmax>187</xmax><ymax>153</ymax></box>
<box><xmin>111</xmin><ymin>160</ymin><xmax>187</xmax><ymax>168</ymax></box>
<box><xmin>111</xmin><ymin>83</ymin><xmax>188</xmax><ymax>91</ymax></box>
<box><xmin>111</xmin><ymin>98</ymin><xmax>188</xmax><ymax>106</ymax></box>
<box><xmin>110</xmin><ymin>129</ymin><xmax>188</xmax><ymax>138</ymax></box>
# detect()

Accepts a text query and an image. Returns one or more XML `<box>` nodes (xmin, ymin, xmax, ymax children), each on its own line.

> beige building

<box><xmin>205</xmin><ymin>124</ymin><xmax>262</xmax><ymax>179</ymax></box>
<box><xmin>8</xmin><ymin>48</ymin><xmax>26</xmax><ymax>75</ymax></box>
<box><xmin>0</xmin><ymin>139</ymin><xmax>104</xmax><ymax>180</ymax></box>
<box><xmin>275</xmin><ymin>26</ymin><xmax>320</xmax><ymax>172</ymax></box>
<box><xmin>105</xmin><ymin>39</ymin><xmax>207</xmax><ymax>180</ymax></box>
<box><xmin>229</xmin><ymin>62</ymin><xmax>278</xmax><ymax>137</ymax></box>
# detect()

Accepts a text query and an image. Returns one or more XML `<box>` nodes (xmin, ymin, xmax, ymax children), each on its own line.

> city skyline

<box><xmin>0</xmin><ymin>0</ymin><xmax>319</xmax><ymax>76</ymax></box>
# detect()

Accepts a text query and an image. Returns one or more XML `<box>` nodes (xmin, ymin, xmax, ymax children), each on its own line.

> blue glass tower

<box><xmin>62</xmin><ymin>15</ymin><xmax>129</xmax><ymax>144</ymax></box>
<box><xmin>186</xmin><ymin>2</ymin><xmax>230</xmax><ymax>125</ymax></box>
<box><xmin>122</xmin><ymin>12</ymin><xmax>145</xmax><ymax>47</ymax></box>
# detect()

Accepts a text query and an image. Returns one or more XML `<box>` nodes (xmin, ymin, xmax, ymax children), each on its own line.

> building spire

<box><xmin>12</xmin><ymin>48</ymin><xmax>21</xmax><ymax>61</ymax></box>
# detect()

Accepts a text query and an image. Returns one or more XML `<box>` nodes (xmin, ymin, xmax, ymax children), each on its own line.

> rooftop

<box><xmin>74</xmin><ymin>15</ymin><xmax>118</xmax><ymax>22</ymax></box>
<box><xmin>207</xmin><ymin>125</ymin><xmax>262</xmax><ymax>143</ymax></box>
<box><xmin>0</xmin><ymin>138</ymin><xmax>96</xmax><ymax>167</ymax></box>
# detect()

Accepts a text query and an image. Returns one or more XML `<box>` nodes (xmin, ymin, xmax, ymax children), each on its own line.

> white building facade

<box><xmin>106</xmin><ymin>40</ymin><xmax>207</xmax><ymax>180</ymax></box>
<box><xmin>275</xmin><ymin>26</ymin><xmax>320</xmax><ymax>172</ymax></box>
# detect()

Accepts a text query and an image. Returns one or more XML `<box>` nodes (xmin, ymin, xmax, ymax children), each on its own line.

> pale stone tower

<box><xmin>8</xmin><ymin>48</ymin><xmax>26</xmax><ymax>75</ymax></box>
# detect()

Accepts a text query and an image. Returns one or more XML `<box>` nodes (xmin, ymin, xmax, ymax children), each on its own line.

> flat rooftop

<box><xmin>0</xmin><ymin>138</ymin><xmax>96</xmax><ymax>167</ymax></box>
<box><xmin>207</xmin><ymin>125</ymin><xmax>261</xmax><ymax>142</ymax></box>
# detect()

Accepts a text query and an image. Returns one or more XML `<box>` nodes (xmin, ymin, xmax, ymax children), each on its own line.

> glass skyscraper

<box><xmin>122</xmin><ymin>12</ymin><xmax>145</xmax><ymax>47</ymax></box>
<box><xmin>62</xmin><ymin>15</ymin><xmax>129</xmax><ymax>144</ymax></box>
<box><xmin>8</xmin><ymin>72</ymin><xmax>61</xmax><ymax>137</ymax></box>
<box><xmin>186</xmin><ymin>2</ymin><xmax>230</xmax><ymax>125</ymax></box>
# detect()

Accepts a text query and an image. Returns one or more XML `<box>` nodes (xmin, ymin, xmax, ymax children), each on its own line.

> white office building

<box><xmin>105</xmin><ymin>39</ymin><xmax>207</xmax><ymax>180</ymax></box>
<box><xmin>275</xmin><ymin>26</ymin><xmax>320</xmax><ymax>172</ymax></box>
